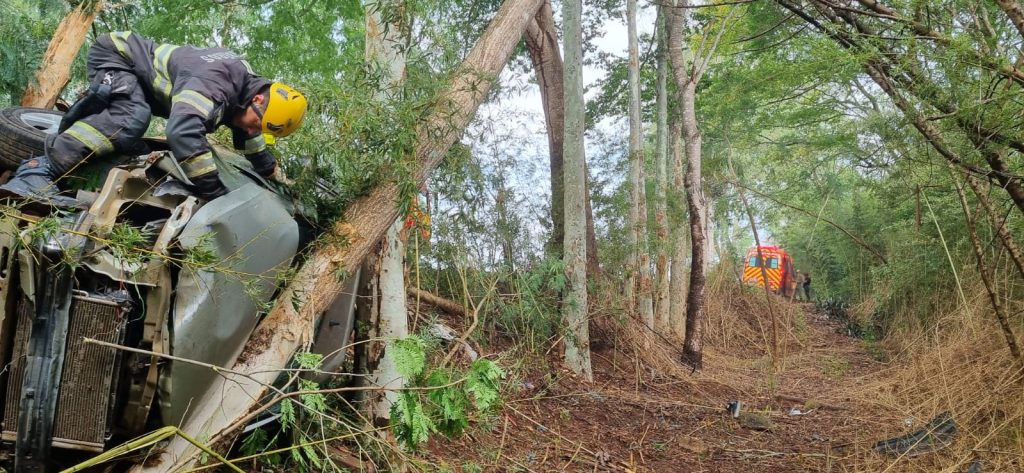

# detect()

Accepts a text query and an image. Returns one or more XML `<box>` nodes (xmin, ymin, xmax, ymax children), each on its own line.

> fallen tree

<box><xmin>139</xmin><ymin>0</ymin><xmax>545</xmax><ymax>469</ymax></box>
<box><xmin>21</xmin><ymin>0</ymin><xmax>103</xmax><ymax>109</ymax></box>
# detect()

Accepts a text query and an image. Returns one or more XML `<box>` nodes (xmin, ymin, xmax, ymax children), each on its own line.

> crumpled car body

<box><xmin>0</xmin><ymin>115</ymin><xmax>315</xmax><ymax>471</ymax></box>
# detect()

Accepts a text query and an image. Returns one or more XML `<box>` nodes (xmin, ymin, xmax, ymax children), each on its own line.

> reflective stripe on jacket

<box><xmin>90</xmin><ymin>32</ymin><xmax>276</xmax><ymax>174</ymax></box>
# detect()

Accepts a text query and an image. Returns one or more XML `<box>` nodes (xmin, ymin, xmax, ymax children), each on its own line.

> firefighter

<box><xmin>793</xmin><ymin>269</ymin><xmax>804</xmax><ymax>300</ymax></box>
<box><xmin>1</xmin><ymin>31</ymin><xmax>307</xmax><ymax>204</ymax></box>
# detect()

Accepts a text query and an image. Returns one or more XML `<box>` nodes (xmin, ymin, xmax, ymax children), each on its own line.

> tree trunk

<box><xmin>139</xmin><ymin>0</ymin><xmax>546</xmax><ymax>468</ymax></box>
<box><xmin>21</xmin><ymin>1</ymin><xmax>103</xmax><ymax>108</ymax></box>
<box><xmin>363</xmin><ymin>0</ymin><xmax>410</xmax><ymax>425</ymax></box>
<box><xmin>653</xmin><ymin>5</ymin><xmax>671</xmax><ymax>334</ymax></box>
<box><xmin>996</xmin><ymin>0</ymin><xmax>1024</xmax><ymax>43</ymax></box>
<box><xmin>407</xmin><ymin>287</ymin><xmax>467</xmax><ymax>316</ymax></box>
<box><xmin>680</xmin><ymin>82</ymin><xmax>708</xmax><ymax>370</ymax></box>
<box><xmin>627</xmin><ymin>0</ymin><xmax>653</xmax><ymax>328</ymax></box>
<box><xmin>584</xmin><ymin>166</ymin><xmax>600</xmax><ymax>275</ymax></box>
<box><xmin>562</xmin><ymin>0</ymin><xmax>592</xmax><ymax>381</ymax></box>
<box><xmin>369</xmin><ymin>221</ymin><xmax>411</xmax><ymax>421</ymax></box>
<box><xmin>667</xmin><ymin>2</ymin><xmax>708</xmax><ymax>370</ymax></box>
<box><xmin>496</xmin><ymin>180</ymin><xmax>516</xmax><ymax>271</ymax></box>
<box><xmin>961</xmin><ymin>171</ymin><xmax>1024</xmax><ymax>281</ymax></box>
<box><xmin>950</xmin><ymin>173</ymin><xmax>1022</xmax><ymax>360</ymax></box>
<box><xmin>668</xmin><ymin>118</ymin><xmax>688</xmax><ymax>338</ymax></box>
<box><xmin>525</xmin><ymin>1</ymin><xmax>601</xmax><ymax>275</ymax></box>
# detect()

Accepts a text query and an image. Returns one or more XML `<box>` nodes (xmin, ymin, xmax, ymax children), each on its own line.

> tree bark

<box><xmin>21</xmin><ymin>1</ymin><xmax>103</xmax><ymax>109</ymax></box>
<box><xmin>950</xmin><ymin>172</ymin><xmax>1022</xmax><ymax>360</ymax></box>
<box><xmin>667</xmin><ymin>1</ymin><xmax>709</xmax><ymax>370</ymax></box>
<box><xmin>960</xmin><ymin>171</ymin><xmax>1024</xmax><ymax>281</ymax></box>
<box><xmin>996</xmin><ymin>0</ymin><xmax>1024</xmax><ymax>43</ymax></box>
<box><xmin>139</xmin><ymin>0</ymin><xmax>546</xmax><ymax>468</ymax></box>
<box><xmin>562</xmin><ymin>0</ymin><xmax>593</xmax><ymax>381</ymax></box>
<box><xmin>627</xmin><ymin>0</ymin><xmax>654</xmax><ymax>328</ymax></box>
<box><xmin>363</xmin><ymin>0</ymin><xmax>410</xmax><ymax>425</ymax></box>
<box><xmin>407</xmin><ymin>287</ymin><xmax>467</xmax><ymax>316</ymax></box>
<box><xmin>369</xmin><ymin>221</ymin><xmax>410</xmax><ymax>421</ymax></box>
<box><xmin>525</xmin><ymin>1</ymin><xmax>601</xmax><ymax>275</ymax></box>
<box><xmin>653</xmin><ymin>5</ymin><xmax>671</xmax><ymax>334</ymax></box>
<box><xmin>668</xmin><ymin>118</ymin><xmax>688</xmax><ymax>338</ymax></box>
<box><xmin>679</xmin><ymin>82</ymin><xmax>708</xmax><ymax>370</ymax></box>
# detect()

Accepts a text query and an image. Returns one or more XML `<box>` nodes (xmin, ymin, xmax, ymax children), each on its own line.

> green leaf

<box><xmin>279</xmin><ymin>398</ymin><xmax>296</xmax><ymax>428</ymax></box>
<box><xmin>390</xmin><ymin>336</ymin><xmax>427</xmax><ymax>378</ymax></box>
<box><xmin>390</xmin><ymin>391</ymin><xmax>434</xmax><ymax>450</ymax></box>
<box><xmin>240</xmin><ymin>428</ymin><xmax>269</xmax><ymax>457</ymax></box>
<box><xmin>466</xmin><ymin>359</ymin><xmax>505</xmax><ymax>411</ymax></box>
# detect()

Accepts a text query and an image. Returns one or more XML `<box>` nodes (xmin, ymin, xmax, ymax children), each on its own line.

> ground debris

<box><xmin>872</xmin><ymin>411</ymin><xmax>957</xmax><ymax>457</ymax></box>
<box><xmin>737</xmin><ymin>411</ymin><xmax>774</xmax><ymax>431</ymax></box>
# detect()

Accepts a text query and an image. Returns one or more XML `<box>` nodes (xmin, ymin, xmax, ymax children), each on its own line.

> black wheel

<box><xmin>0</xmin><ymin>107</ymin><xmax>62</xmax><ymax>171</ymax></box>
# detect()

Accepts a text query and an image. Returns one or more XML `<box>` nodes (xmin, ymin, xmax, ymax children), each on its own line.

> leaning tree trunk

<box><xmin>363</xmin><ymin>0</ymin><xmax>411</xmax><ymax>425</ymax></box>
<box><xmin>562</xmin><ymin>0</ymin><xmax>592</xmax><ymax>381</ymax></box>
<box><xmin>21</xmin><ymin>0</ymin><xmax>104</xmax><ymax>108</ymax></box>
<box><xmin>996</xmin><ymin>0</ymin><xmax>1024</xmax><ymax>43</ymax></box>
<box><xmin>139</xmin><ymin>0</ymin><xmax>546</xmax><ymax>468</ymax></box>
<box><xmin>950</xmin><ymin>171</ymin><xmax>1022</xmax><ymax>360</ymax></box>
<box><xmin>525</xmin><ymin>0</ymin><xmax>600</xmax><ymax>275</ymax></box>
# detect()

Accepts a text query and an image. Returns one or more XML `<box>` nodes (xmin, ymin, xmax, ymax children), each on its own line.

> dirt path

<box><xmin>427</xmin><ymin>302</ymin><xmax>897</xmax><ymax>472</ymax></box>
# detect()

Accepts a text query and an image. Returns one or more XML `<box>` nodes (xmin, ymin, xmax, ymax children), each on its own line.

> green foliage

<box><xmin>392</xmin><ymin>391</ymin><xmax>434</xmax><ymax>449</ymax></box>
<box><xmin>107</xmin><ymin>223</ymin><xmax>153</xmax><ymax>269</ymax></box>
<box><xmin>391</xmin><ymin>336</ymin><xmax>427</xmax><ymax>378</ymax></box>
<box><xmin>465</xmin><ymin>359</ymin><xmax>504</xmax><ymax>411</ymax></box>
<box><xmin>388</xmin><ymin>336</ymin><xmax>505</xmax><ymax>450</ymax></box>
<box><xmin>27</xmin><ymin>216</ymin><xmax>61</xmax><ymax>246</ymax></box>
<box><xmin>424</xmin><ymin>369</ymin><xmax>469</xmax><ymax>436</ymax></box>
<box><xmin>181</xmin><ymin>232</ymin><xmax>218</xmax><ymax>271</ymax></box>
<box><xmin>294</xmin><ymin>351</ymin><xmax>324</xmax><ymax>371</ymax></box>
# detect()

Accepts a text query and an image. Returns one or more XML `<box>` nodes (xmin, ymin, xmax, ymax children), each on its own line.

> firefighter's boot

<box><xmin>0</xmin><ymin>156</ymin><xmax>79</xmax><ymax>208</ymax></box>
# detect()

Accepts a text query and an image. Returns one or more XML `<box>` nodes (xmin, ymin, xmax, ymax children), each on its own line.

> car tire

<box><xmin>0</xmin><ymin>107</ymin><xmax>62</xmax><ymax>171</ymax></box>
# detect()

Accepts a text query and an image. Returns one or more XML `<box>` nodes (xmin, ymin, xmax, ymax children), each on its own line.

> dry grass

<box><xmin>597</xmin><ymin>263</ymin><xmax>1024</xmax><ymax>472</ymax></box>
<box><xmin>839</xmin><ymin>308</ymin><xmax>1024</xmax><ymax>472</ymax></box>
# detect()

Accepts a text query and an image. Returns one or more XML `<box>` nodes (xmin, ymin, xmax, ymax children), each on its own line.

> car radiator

<box><xmin>2</xmin><ymin>294</ymin><xmax>127</xmax><ymax>452</ymax></box>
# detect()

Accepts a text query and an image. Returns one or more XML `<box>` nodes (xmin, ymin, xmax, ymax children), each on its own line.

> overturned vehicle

<box><xmin>0</xmin><ymin>107</ymin><xmax>355</xmax><ymax>471</ymax></box>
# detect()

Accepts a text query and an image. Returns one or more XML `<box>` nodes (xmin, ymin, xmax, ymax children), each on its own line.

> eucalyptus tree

<box><xmin>364</xmin><ymin>0</ymin><xmax>412</xmax><ymax>425</ymax></box>
<box><xmin>562</xmin><ymin>0</ymin><xmax>593</xmax><ymax>381</ymax></box>
<box><xmin>666</xmin><ymin>1</ymin><xmax>736</xmax><ymax>370</ymax></box>
<box><xmin>626</xmin><ymin>0</ymin><xmax>653</xmax><ymax>327</ymax></box>
<box><xmin>20</xmin><ymin>0</ymin><xmax>102</xmax><ymax>108</ymax></box>
<box><xmin>653</xmin><ymin>6</ymin><xmax>671</xmax><ymax>334</ymax></box>
<box><xmin>524</xmin><ymin>0</ymin><xmax>601</xmax><ymax>275</ymax></box>
<box><xmin>0</xmin><ymin>0</ymin><xmax>66</xmax><ymax>104</ymax></box>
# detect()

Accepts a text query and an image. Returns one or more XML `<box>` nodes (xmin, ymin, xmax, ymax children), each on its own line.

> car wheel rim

<box><xmin>19</xmin><ymin>112</ymin><xmax>60</xmax><ymax>135</ymax></box>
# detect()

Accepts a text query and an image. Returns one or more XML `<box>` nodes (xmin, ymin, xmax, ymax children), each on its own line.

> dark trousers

<box><xmin>45</xmin><ymin>44</ymin><xmax>151</xmax><ymax>180</ymax></box>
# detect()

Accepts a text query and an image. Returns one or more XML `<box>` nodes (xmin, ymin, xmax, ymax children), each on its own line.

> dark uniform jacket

<box><xmin>90</xmin><ymin>32</ymin><xmax>277</xmax><ymax>178</ymax></box>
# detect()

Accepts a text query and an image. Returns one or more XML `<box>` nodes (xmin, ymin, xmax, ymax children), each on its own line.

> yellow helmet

<box><xmin>262</xmin><ymin>82</ymin><xmax>307</xmax><ymax>138</ymax></box>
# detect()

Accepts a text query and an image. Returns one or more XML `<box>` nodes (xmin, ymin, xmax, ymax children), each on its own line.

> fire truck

<box><xmin>742</xmin><ymin>246</ymin><xmax>796</xmax><ymax>297</ymax></box>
